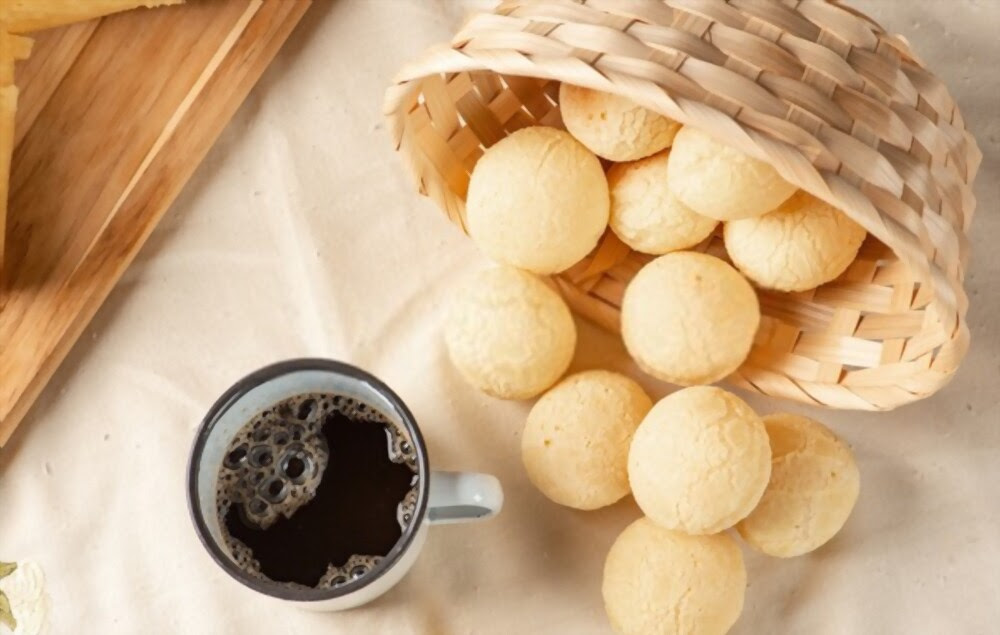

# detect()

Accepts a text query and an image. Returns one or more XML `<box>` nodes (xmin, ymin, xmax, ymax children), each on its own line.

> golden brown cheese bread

<box><xmin>737</xmin><ymin>413</ymin><xmax>860</xmax><ymax>558</ymax></box>
<box><xmin>621</xmin><ymin>252</ymin><xmax>760</xmax><ymax>386</ymax></box>
<box><xmin>522</xmin><ymin>370</ymin><xmax>652</xmax><ymax>510</ymax></box>
<box><xmin>560</xmin><ymin>84</ymin><xmax>681</xmax><ymax>162</ymax></box>
<box><xmin>465</xmin><ymin>126</ymin><xmax>609</xmax><ymax>274</ymax></box>
<box><xmin>603</xmin><ymin>517</ymin><xmax>746</xmax><ymax>635</ymax></box>
<box><xmin>607</xmin><ymin>150</ymin><xmax>718</xmax><ymax>255</ymax></box>
<box><xmin>628</xmin><ymin>386</ymin><xmax>771</xmax><ymax>535</ymax></box>
<box><xmin>666</xmin><ymin>126</ymin><xmax>797</xmax><ymax>221</ymax></box>
<box><xmin>724</xmin><ymin>191</ymin><xmax>867</xmax><ymax>292</ymax></box>
<box><xmin>445</xmin><ymin>266</ymin><xmax>576</xmax><ymax>400</ymax></box>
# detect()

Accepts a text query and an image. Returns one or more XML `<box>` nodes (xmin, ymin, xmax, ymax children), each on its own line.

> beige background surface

<box><xmin>1</xmin><ymin>1</ymin><xmax>998</xmax><ymax>633</ymax></box>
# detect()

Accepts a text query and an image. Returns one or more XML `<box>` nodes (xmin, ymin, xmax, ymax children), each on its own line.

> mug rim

<box><xmin>186</xmin><ymin>358</ymin><xmax>430</xmax><ymax>602</ymax></box>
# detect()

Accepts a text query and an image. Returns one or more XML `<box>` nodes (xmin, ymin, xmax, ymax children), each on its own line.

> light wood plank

<box><xmin>0</xmin><ymin>0</ymin><xmax>312</xmax><ymax>444</ymax></box>
<box><xmin>14</xmin><ymin>21</ymin><xmax>99</xmax><ymax>147</ymax></box>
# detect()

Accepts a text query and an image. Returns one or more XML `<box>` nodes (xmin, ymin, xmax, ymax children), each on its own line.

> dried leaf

<box><xmin>0</xmin><ymin>591</ymin><xmax>15</xmax><ymax>632</ymax></box>
<box><xmin>0</xmin><ymin>563</ymin><xmax>15</xmax><ymax>580</ymax></box>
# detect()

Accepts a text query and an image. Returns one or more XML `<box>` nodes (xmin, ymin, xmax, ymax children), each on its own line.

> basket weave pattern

<box><xmin>384</xmin><ymin>0</ymin><xmax>981</xmax><ymax>411</ymax></box>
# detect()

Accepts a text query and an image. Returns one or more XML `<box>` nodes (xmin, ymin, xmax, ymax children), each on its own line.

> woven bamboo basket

<box><xmin>384</xmin><ymin>0</ymin><xmax>981</xmax><ymax>411</ymax></box>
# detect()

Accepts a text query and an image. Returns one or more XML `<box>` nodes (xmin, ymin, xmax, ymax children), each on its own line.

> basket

<box><xmin>383</xmin><ymin>0</ymin><xmax>981</xmax><ymax>411</ymax></box>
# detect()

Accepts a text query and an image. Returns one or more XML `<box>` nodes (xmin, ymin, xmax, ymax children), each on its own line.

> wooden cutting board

<box><xmin>0</xmin><ymin>0</ymin><xmax>311</xmax><ymax>445</ymax></box>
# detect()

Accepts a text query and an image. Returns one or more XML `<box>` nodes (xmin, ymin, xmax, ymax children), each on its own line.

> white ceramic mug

<box><xmin>187</xmin><ymin>359</ymin><xmax>503</xmax><ymax>611</ymax></box>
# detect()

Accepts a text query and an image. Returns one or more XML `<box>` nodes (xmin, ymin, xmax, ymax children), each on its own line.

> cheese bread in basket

<box><xmin>384</xmin><ymin>0</ymin><xmax>981</xmax><ymax>411</ymax></box>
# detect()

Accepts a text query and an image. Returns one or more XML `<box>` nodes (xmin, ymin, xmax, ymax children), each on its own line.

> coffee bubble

<box><xmin>316</xmin><ymin>554</ymin><xmax>384</xmax><ymax>590</ymax></box>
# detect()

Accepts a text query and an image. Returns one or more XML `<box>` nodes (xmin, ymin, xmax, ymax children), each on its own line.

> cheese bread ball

<box><xmin>621</xmin><ymin>252</ymin><xmax>759</xmax><ymax>386</ymax></box>
<box><xmin>465</xmin><ymin>126</ymin><xmax>609</xmax><ymax>274</ymax></box>
<box><xmin>628</xmin><ymin>387</ymin><xmax>771</xmax><ymax>535</ymax></box>
<box><xmin>603</xmin><ymin>517</ymin><xmax>746</xmax><ymax>635</ymax></box>
<box><xmin>522</xmin><ymin>370</ymin><xmax>653</xmax><ymax>510</ymax></box>
<box><xmin>666</xmin><ymin>126</ymin><xmax>797</xmax><ymax>220</ymax></box>
<box><xmin>737</xmin><ymin>413</ymin><xmax>860</xmax><ymax>558</ymax></box>
<box><xmin>607</xmin><ymin>151</ymin><xmax>718</xmax><ymax>255</ymax></box>
<box><xmin>560</xmin><ymin>84</ymin><xmax>682</xmax><ymax>162</ymax></box>
<box><xmin>724</xmin><ymin>191</ymin><xmax>867</xmax><ymax>292</ymax></box>
<box><xmin>445</xmin><ymin>266</ymin><xmax>576</xmax><ymax>400</ymax></box>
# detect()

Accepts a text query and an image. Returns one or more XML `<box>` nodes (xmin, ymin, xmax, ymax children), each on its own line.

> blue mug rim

<box><xmin>185</xmin><ymin>358</ymin><xmax>430</xmax><ymax>602</ymax></box>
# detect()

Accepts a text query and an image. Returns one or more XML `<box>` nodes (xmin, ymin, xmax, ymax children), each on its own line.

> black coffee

<box><xmin>215</xmin><ymin>392</ymin><xmax>419</xmax><ymax>589</ymax></box>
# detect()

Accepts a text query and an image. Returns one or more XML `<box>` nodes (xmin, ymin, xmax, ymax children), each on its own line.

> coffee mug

<box><xmin>187</xmin><ymin>359</ymin><xmax>503</xmax><ymax>610</ymax></box>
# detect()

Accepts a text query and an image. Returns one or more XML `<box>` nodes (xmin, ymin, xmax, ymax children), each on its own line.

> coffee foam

<box><xmin>215</xmin><ymin>392</ymin><xmax>419</xmax><ymax>590</ymax></box>
<box><xmin>317</xmin><ymin>554</ymin><xmax>385</xmax><ymax>589</ymax></box>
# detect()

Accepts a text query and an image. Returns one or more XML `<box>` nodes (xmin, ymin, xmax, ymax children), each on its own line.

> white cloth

<box><xmin>1</xmin><ymin>1</ymin><xmax>999</xmax><ymax>633</ymax></box>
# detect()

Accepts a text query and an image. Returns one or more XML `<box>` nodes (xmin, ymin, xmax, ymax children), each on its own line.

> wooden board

<box><xmin>0</xmin><ymin>0</ymin><xmax>312</xmax><ymax>445</ymax></box>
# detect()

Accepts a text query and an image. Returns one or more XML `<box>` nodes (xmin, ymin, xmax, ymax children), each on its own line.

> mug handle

<box><xmin>426</xmin><ymin>471</ymin><xmax>504</xmax><ymax>525</ymax></box>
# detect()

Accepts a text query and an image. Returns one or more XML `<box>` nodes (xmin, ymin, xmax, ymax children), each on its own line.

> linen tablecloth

<box><xmin>1</xmin><ymin>1</ymin><xmax>998</xmax><ymax>632</ymax></box>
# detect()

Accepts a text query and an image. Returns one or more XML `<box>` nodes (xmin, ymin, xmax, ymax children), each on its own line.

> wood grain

<box><xmin>0</xmin><ymin>30</ymin><xmax>33</xmax><ymax>293</ymax></box>
<box><xmin>12</xmin><ymin>21</ymin><xmax>98</xmax><ymax>147</ymax></box>
<box><xmin>0</xmin><ymin>0</ymin><xmax>311</xmax><ymax>445</ymax></box>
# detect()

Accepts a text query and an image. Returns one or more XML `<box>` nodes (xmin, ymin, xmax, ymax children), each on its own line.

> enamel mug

<box><xmin>187</xmin><ymin>359</ymin><xmax>503</xmax><ymax>610</ymax></box>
